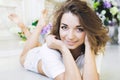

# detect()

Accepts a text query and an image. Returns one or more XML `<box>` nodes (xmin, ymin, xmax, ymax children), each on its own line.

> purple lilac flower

<box><xmin>41</xmin><ymin>23</ymin><xmax>52</xmax><ymax>35</ymax></box>
<box><xmin>103</xmin><ymin>1</ymin><xmax>112</xmax><ymax>8</ymax></box>
<box><xmin>109</xmin><ymin>21</ymin><xmax>115</xmax><ymax>26</ymax></box>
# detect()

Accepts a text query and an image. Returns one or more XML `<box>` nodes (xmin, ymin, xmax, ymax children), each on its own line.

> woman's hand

<box><xmin>84</xmin><ymin>34</ymin><xmax>94</xmax><ymax>55</ymax></box>
<box><xmin>45</xmin><ymin>35</ymin><xmax>66</xmax><ymax>51</ymax></box>
<box><xmin>84</xmin><ymin>35</ymin><xmax>91</xmax><ymax>50</ymax></box>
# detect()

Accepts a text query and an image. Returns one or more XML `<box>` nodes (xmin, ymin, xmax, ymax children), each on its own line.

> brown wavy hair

<box><xmin>50</xmin><ymin>0</ymin><xmax>110</xmax><ymax>54</ymax></box>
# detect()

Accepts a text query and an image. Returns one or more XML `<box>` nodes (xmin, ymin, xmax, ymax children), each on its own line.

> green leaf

<box><xmin>32</xmin><ymin>20</ymin><xmax>38</xmax><ymax>26</ymax></box>
<box><xmin>18</xmin><ymin>32</ymin><xmax>27</xmax><ymax>41</ymax></box>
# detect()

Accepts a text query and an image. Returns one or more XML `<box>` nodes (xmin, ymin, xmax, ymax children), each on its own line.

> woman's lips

<box><xmin>66</xmin><ymin>41</ymin><xmax>77</xmax><ymax>46</ymax></box>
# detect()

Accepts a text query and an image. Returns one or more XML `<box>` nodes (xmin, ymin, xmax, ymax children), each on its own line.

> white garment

<box><xmin>24</xmin><ymin>46</ymin><xmax>42</xmax><ymax>73</ymax></box>
<box><xmin>76</xmin><ymin>53</ymin><xmax>103</xmax><ymax>74</ymax></box>
<box><xmin>24</xmin><ymin>43</ymin><xmax>103</xmax><ymax>79</ymax></box>
<box><xmin>40</xmin><ymin>44</ymin><xmax>65</xmax><ymax>78</ymax></box>
<box><xmin>24</xmin><ymin>43</ymin><xmax>65</xmax><ymax>78</ymax></box>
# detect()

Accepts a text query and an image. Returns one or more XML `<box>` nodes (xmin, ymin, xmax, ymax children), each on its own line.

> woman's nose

<box><xmin>67</xmin><ymin>30</ymin><xmax>75</xmax><ymax>40</ymax></box>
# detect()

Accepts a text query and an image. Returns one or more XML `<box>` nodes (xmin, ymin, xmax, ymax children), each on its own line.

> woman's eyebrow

<box><xmin>61</xmin><ymin>23</ymin><xmax>68</xmax><ymax>26</ymax></box>
<box><xmin>61</xmin><ymin>23</ymin><xmax>83</xmax><ymax>28</ymax></box>
<box><xmin>76</xmin><ymin>25</ymin><xmax>83</xmax><ymax>28</ymax></box>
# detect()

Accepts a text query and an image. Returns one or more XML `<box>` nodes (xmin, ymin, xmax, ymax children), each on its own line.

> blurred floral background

<box><xmin>92</xmin><ymin>0</ymin><xmax>120</xmax><ymax>44</ymax></box>
<box><xmin>93</xmin><ymin>0</ymin><xmax>120</xmax><ymax>26</ymax></box>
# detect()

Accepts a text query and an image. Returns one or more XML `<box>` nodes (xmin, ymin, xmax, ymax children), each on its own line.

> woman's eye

<box><xmin>77</xmin><ymin>28</ymin><xmax>84</xmax><ymax>32</ymax></box>
<box><xmin>61</xmin><ymin>26</ymin><xmax>68</xmax><ymax>30</ymax></box>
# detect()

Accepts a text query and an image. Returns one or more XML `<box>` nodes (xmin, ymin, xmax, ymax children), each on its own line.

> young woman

<box><xmin>9</xmin><ymin>0</ymin><xmax>109</xmax><ymax>80</ymax></box>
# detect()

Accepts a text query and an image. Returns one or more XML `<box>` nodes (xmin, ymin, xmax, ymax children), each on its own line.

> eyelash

<box><xmin>61</xmin><ymin>26</ymin><xmax>68</xmax><ymax>30</ymax></box>
<box><xmin>60</xmin><ymin>25</ymin><xmax>84</xmax><ymax>32</ymax></box>
<box><xmin>77</xmin><ymin>28</ymin><xmax>84</xmax><ymax>32</ymax></box>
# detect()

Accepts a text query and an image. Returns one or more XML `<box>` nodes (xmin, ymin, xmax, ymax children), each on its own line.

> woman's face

<box><xmin>59</xmin><ymin>12</ymin><xmax>86</xmax><ymax>50</ymax></box>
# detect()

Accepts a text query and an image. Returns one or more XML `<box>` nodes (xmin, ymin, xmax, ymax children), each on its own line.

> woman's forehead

<box><xmin>61</xmin><ymin>12</ymin><xmax>81</xmax><ymax>26</ymax></box>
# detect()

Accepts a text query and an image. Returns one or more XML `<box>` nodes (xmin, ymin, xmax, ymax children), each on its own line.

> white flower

<box><xmin>117</xmin><ymin>13</ymin><xmax>120</xmax><ymax>20</ymax></box>
<box><xmin>101</xmin><ymin>10</ymin><xmax>106</xmax><ymax>15</ymax></box>
<box><xmin>97</xmin><ymin>13</ymin><xmax>106</xmax><ymax>23</ymax></box>
<box><xmin>110</xmin><ymin>6</ymin><xmax>119</xmax><ymax>16</ymax></box>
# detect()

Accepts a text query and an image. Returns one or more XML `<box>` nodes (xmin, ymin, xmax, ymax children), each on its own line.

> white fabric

<box><xmin>40</xmin><ymin>44</ymin><xmax>65</xmax><ymax>78</ymax></box>
<box><xmin>24</xmin><ymin>43</ymin><xmax>65</xmax><ymax>79</ymax></box>
<box><xmin>24</xmin><ymin>47</ymin><xmax>42</xmax><ymax>73</ymax></box>
<box><xmin>76</xmin><ymin>53</ymin><xmax>103</xmax><ymax>75</ymax></box>
<box><xmin>75</xmin><ymin>54</ymin><xmax>84</xmax><ymax>74</ymax></box>
<box><xmin>24</xmin><ymin>43</ymin><xmax>103</xmax><ymax>79</ymax></box>
<box><xmin>95</xmin><ymin>53</ymin><xmax>103</xmax><ymax>74</ymax></box>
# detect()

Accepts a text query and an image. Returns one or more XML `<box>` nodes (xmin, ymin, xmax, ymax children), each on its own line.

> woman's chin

<box><xmin>66</xmin><ymin>45</ymin><xmax>77</xmax><ymax>50</ymax></box>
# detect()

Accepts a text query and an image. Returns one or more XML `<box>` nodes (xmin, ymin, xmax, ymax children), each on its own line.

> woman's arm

<box><xmin>83</xmin><ymin>36</ymin><xmax>99</xmax><ymax>80</ymax></box>
<box><xmin>46</xmin><ymin>35</ymin><xmax>82</xmax><ymax>80</ymax></box>
<box><xmin>59</xmin><ymin>46</ymin><xmax>82</xmax><ymax>80</ymax></box>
